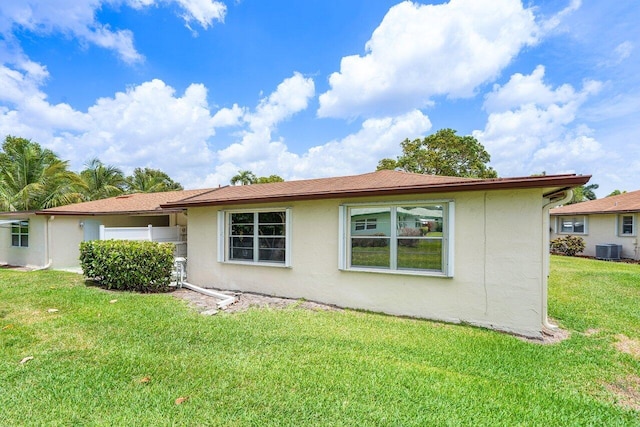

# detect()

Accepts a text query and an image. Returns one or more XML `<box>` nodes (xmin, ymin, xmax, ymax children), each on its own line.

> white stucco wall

<box><xmin>44</xmin><ymin>213</ymin><xmax>185</xmax><ymax>270</ymax></box>
<box><xmin>186</xmin><ymin>189</ymin><xmax>549</xmax><ymax>338</ymax></box>
<box><xmin>0</xmin><ymin>214</ymin><xmax>47</xmax><ymax>268</ymax></box>
<box><xmin>0</xmin><ymin>211</ymin><xmax>184</xmax><ymax>270</ymax></box>
<box><xmin>551</xmin><ymin>213</ymin><xmax>640</xmax><ymax>260</ymax></box>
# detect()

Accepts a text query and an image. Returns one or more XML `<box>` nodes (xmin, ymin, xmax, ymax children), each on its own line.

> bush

<box><xmin>550</xmin><ymin>235</ymin><xmax>586</xmax><ymax>257</ymax></box>
<box><xmin>79</xmin><ymin>240</ymin><xmax>175</xmax><ymax>293</ymax></box>
<box><xmin>398</xmin><ymin>227</ymin><xmax>421</xmax><ymax>247</ymax></box>
<box><xmin>352</xmin><ymin>233</ymin><xmax>389</xmax><ymax>248</ymax></box>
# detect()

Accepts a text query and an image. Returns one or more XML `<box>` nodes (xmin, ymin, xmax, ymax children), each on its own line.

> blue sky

<box><xmin>0</xmin><ymin>0</ymin><xmax>638</xmax><ymax>197</ymax></box>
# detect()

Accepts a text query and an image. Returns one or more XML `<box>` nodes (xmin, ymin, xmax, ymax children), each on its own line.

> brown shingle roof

<box><xmin>551</xmin><ymin>189</ymin><xmax>640</xmax><ymax>215</ymax></box>
<box><xmin>36</xmin><ymin>189</ymin><xmax>211</xmax><ymax>216</ymax></box>
<box><xmin>162</xmin><ymin>170</ymin><xmax>591</xmax><ymax>208</ymax></box>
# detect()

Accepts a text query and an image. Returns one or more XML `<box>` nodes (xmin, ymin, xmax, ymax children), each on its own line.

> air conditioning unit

<box><xmin>595</xmin><ymin>244</ymin><xmax>622</xmax><ymax>260</ymax></box>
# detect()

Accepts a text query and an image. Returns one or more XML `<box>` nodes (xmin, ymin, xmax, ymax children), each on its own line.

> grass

<box><xmin>352</xmin><ymin>239</ymin><xmax>443</xmax><ymax>270</ymax></box>
<box><xmin>0</xmin><ymin>257</ymin><xmax>639</xmax><ymax>425</ymax></box>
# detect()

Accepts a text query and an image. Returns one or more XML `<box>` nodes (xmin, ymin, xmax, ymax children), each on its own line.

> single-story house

<box><xmin>0</xmin><ymin>189</ymin><xmax>208</xmax><ymax>270</ymax></box>
<box><xmin>550</xmin><ymin>189</ymin><xmax>640</xmax><ymax>260</ymax></box>
<box><xmin>160</xmin><ymin>169</ymin><xmax>590</xmax><ymax>338</ymax></box>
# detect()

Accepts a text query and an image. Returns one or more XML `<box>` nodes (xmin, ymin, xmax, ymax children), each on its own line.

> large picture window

<box><xmin>218</xmin><ymin>209</ymin><xmax>291</xmax><ymax>266</ymax></box>
<box><xmin>340</xmin><ymin>202</ymin><xmax>453</xmax><ymax>276</ymax></box>
<box><xmin>11</xmin><ymin>220</ymin><xmax>29</xmax><ymax>247</ymax></box>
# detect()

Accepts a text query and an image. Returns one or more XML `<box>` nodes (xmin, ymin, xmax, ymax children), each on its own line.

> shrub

<box><xmin>398</xmin><ymin>227</ymin><xmax>421</xmax><ymax>247</ymax></box>
<box><xmin>352</xmin><ymin>233</ymin><xmax>389</xmax><ymax>248</ymax></box>
<box><xmin>79</xmin><ymin>240</ymin><xmax>175</xmax><ymax>293</ymax></box>
<box><xmin>550</xmin><ymin>235</ymin><xmax>586</xmax><ymax>257</ymax></box>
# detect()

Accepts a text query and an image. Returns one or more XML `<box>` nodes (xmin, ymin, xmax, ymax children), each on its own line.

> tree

<box><xmin>80</xmin><ymin>158</ymin><xmax>126</xmax><ymax>201</ymax></box>
<box><xmin>255</xmin><ymin>174</ymin><xmax>284</xmax><ymax>184</ymax></box>
<box><xmin>230</xmin><ymin>171</ymin><xmax>284</xmax><ymax>185</ymax></box>
<box><xmin>125</xmin><ymin>167</ymin><xmax>183</xmax><ymax>193</ymax></box>
<box><xmin>230</xmin><ymin>170</ymin><xmax>257</xmax><ymax>185</ymax></box>
<box><xmin>377</xmin><ymin>128</ymin><xmax>497</xmax><ymax>178</ymax></box>
<box><xmin>607</xmin><ymin>189</ymin><xmax>626</xmax><ymax>197</ymax></box>
<box><xmin>567</xmin><ymin>184</ymin><xmax>599</xmax><ymax>204</ymax></box>
<box><xmin>0</xmin><ymin>136</ymin><xmax>84</xmax><ymax>211</ymax></box>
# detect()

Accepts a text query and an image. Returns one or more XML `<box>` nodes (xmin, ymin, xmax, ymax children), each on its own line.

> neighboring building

<box><xmin>550</xmin><ymin>190</ymin><xmax>640</xmax><ymax>260</ymax></box>
<box><xmin>162</xmin><ymin>170</ymin><xmax>590</xmax><ymax>338</ymax></box>
<box><xmin>0</xmin><ymin>189</ymin><xmax>207</xmax><ymax>270</ymax></box>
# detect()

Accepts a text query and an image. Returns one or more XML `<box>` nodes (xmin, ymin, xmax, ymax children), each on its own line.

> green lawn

<box><xmin>1</xmin><ymin>257</ymin><xmax>639</xmax><ymax>426</ymax></box>
<box><xmin>352</xmin><ymin>239</ymin><xmax>443</xmax><ymax>270</ymax></box>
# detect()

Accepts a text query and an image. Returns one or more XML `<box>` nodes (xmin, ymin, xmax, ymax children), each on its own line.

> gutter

<box><xmin>541</xmin><ymin>189</ymin><xmax>573</xmax><ymax>330</ymax></box>
<box><xmin>32</xmin><ymin>215</ymin><xmax>54</xmax><ymax>271</ymax></box>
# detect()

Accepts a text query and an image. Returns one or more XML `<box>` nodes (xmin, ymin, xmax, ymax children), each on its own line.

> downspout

<box><xmin>541</xmin><ymin>189</ymin><xmax>573</xmax><ymax>330</ymax></box>
<box><xmin>33</xmin><ymin>215</ymin><xmax>54</xmax><ymax>271</ymax></box>
<box><xmin>180</xmin><ymin>282</ymin><xmax>238</xmax><ymax>309</ymax></box>
<box><xmin>173</xmin><ymin>258</ymin><xmax>237</xmax><ymax>309</ymax></box>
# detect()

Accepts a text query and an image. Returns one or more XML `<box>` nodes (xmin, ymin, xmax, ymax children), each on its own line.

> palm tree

<box><xmin>80</xmin><ymin>158</ymin><xmax>126</xmax><ymax>201</ymax></box>
<box><xmin>125</xmin><ymin>167</ymin><xmax>183</xmax><ymax>193</ymax></box>
<box><xmin>230</xmin><ymin>170</ymin><xmax>257</xmax><ymax>186</ymax></box>
<box><xmin>568</xmin><ymin>183</ymin><xmax>599</xmax><ymax>204</ymax></box>
<box><xmin>0</xmin><ymin>136</ymin><xmax>84</xmax><ymax>211</ymax></box>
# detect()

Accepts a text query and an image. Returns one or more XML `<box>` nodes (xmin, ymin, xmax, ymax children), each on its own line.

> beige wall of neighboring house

<box><xmin>186</xmin><ymin>188</ymin><xmax>550</xmax><ymax>338</ymax></box>
<box><xmin>0</xmin><ymin>214</ymin><xmax>47</xmax><ymax>268</ymax></box>
<box><xmin>1</xmin><ymin>212</ymin><xmax>188</xmax><ymax>270</ymax></box>
<box><xmin>551</xmin><ymin>213</ymin><xmax>640</xmax><ymax>260</ymax></box>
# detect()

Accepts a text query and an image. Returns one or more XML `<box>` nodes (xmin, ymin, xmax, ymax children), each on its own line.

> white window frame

<box><xmin>217</xmin><ymin>208</ymin><xmax>292</xmax><ymax>267</ymax></box>
<box><xmin>10</xmin><ymin>220</ymin><xmax>29</xmax><ymax>248</ymax></box>
<box><xmin>558</xmin><ymin>216</ymin><xmax>587</xmax><ymax>235</ymax></box>
<box><xmin>339</xmin><ymin>200</ymin><xmax>454</xmax><ymax>277</ymax></box>
<box><xmin>618</xmin><ymin>214</ymin><xmax>635</xmax><ymax>237</ymax></box>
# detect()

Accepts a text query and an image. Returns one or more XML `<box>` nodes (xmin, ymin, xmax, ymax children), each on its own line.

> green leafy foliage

<box><xmin>0</xmin><ymin>136</ymin><xmax>85</xmax><ymax>210</ymax></box>
<box><xmin>125</xmin><ymin>167</ymin><xmax>183</xmax><ymax>193</ymax></box>
<box><xmin>567</xmin><ymin>183</ymin><xmax>599</xmax><ymax>204</ymax></box>
<box><xmin>550</xmin><ymin>235</ymin><xmax>586</xmax><ymax>256</ymax></box>
<box><xmin>79</xmin><ymin>240</ymin><xmax>174</xmax><ymax>292</ymax></box>
<box><xmin>230</xmin><ymin>170</ymin><xmax>284</xmax><ymax>185</ymax></box>
<box><xmin>377</xmin><ymin>128</ymin><xmax>498</xmax><ymax>178</ymax></box>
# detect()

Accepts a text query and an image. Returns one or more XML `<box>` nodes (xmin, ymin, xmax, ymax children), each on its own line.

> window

<box><xmin>559</xmin><ymin>216</ymin><xmax>586</xmax><ymax>234</ymax></box>
<box><xmin>11</xmin><ymin>220</ymin><xmax>29</xmax><ymax>247</ymax></box>
<box><xmin>340</xmin><ymin>202</ymin><xmax>453</xmax><ymax>276</ymax></box>
<box><xmin>619</xmin><ymin>214</ymin><xmax>635</xmax><ymax>236</ymax></box>
<box><xmin>218</xmin><ymin>209</ymin><xmax>291</xmax><ymax>266</ymax></box>
<box><xmin>354</xmin><ymin>218</ymin><xmax>377</xmax><ymax>231</ymax></box>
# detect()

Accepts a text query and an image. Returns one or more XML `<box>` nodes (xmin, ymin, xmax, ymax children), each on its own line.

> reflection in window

<box><xmin>228</xmin><ymin>211</ymin><xmax>287</xmax><ymax>264</ymax></box>
<box><xmin>346</xmin><ymin>204</ymin><xmax>448</xmax><ymax>274</ymax></box>
<box><xmin>11</xmin><ymin>220</ymin><xmax>29</xmax><ymax>247</ymax></box>
<box><xmin>560</xmin><ymin>217</ymin><xmax>586</xmax><ymax>234</ymax></box>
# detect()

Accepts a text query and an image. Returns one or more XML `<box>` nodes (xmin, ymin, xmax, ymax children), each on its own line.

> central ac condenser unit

<box><xmin>595</xmin><ymin>244</ymin><xmax>622</xmax><ymax>260</ymax></box>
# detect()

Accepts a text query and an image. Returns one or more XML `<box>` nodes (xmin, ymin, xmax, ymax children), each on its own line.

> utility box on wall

<box><xmin>595</xmin><ymin>244</ymin><xmax>622</xmax><ymax>260</ymax></box>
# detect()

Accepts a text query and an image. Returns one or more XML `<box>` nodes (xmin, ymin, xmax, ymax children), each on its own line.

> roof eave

<box><xmin>162</xmin><ymin>175</ymin><xmax>592</xmax><ymax>208</ymax></box>
<box><xmin>551</xmin><ymin>209</ymin><xmax>640</xmax><ymax>216</ymax></box>
<box><xmin>35</xmin><ymin>208</ymin><xmax>185</xmax><ymax>216</ymax></box>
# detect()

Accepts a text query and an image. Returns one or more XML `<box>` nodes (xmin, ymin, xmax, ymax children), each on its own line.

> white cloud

<box><xmin>318</xmin><ymin>0</ymin><xmax>539</xmax><ymax>119</ymax></box>
<box><xmin>200</xmin><ymin>109</ymin><xmax>431</xmax><ymax>187</ymax></box>
<box><xmin>0</xmin><ymin>0</ymin><xmax>226</xmax><ymax>64</ymax></box>
<box><xmin>174</xmin><ymin>0</ymin><xmax>226</xmax><ymax>29</ymax></box>
<box><xmin>217</xmin><ymin>72</ymin><xmax>315</xmax><ymax>164</ymax></box>
<box><xmin>0</xmin><ymin>74</ymin><xmax>230</xmax><ymax>187</ymax></box>
<box><xmin>283</xmin><ymin>110</ymin><xmax>432</xmax><ymax>179</ymax></box>
<box><xmin>473</xmin><ymin>66</ymin><xmax>604</xmax><ymax>176</ymax></box>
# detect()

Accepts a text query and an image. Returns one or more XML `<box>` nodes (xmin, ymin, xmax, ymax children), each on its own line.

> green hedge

<box><xmin>79</xmin><ymin>240</ymin><xmax>175</xmax><ymax>293</ymax></box>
